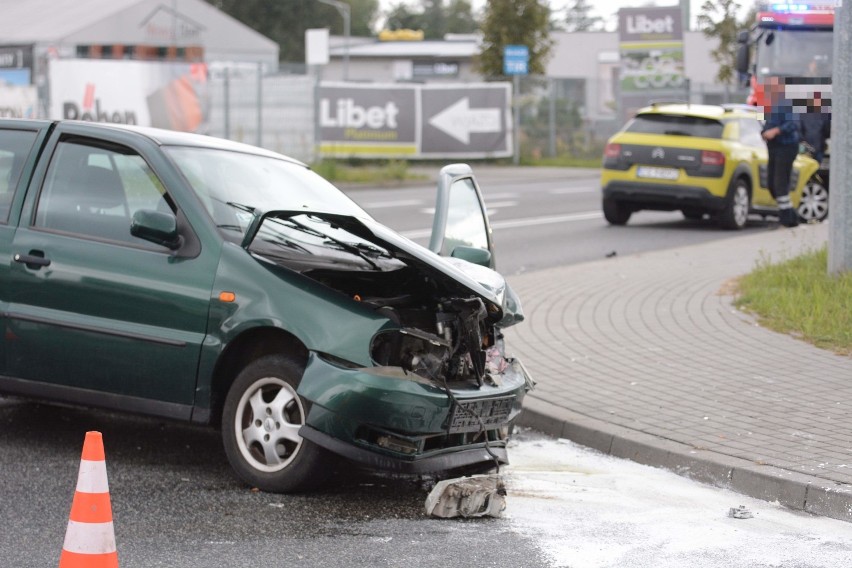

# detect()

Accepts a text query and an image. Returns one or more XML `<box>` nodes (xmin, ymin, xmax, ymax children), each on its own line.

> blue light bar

<box><xmin>771</xmin><ymin>3</ymin><xmax>810</xmax><ymax>11</ymax></box>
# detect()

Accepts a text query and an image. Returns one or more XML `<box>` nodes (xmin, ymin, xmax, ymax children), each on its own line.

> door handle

<box><xmin>14</xmin><ymin>251</ymin><xmax>51</xmax><ymax>269</ymax></box>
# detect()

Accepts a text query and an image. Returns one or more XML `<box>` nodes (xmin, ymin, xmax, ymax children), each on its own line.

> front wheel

<box><xmin>718</xmin><ymin>178</ymin><xmax>750</xmax><ymax>230</ymax></box>
<box><xmin>222</xmin><ymin>354</ymin><xmax>333</xmax><ymax>492</ymax></box>
<box><xmin>797</xmin><ymin>177</ymin><xmax>829</xmax><ymax>223</ymax></box>
<box><xmin>603</xmin><ymin>197</ymin><xmax>631</xmax><ymax>225</ymax></box>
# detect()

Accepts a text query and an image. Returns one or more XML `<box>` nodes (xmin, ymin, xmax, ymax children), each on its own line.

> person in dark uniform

<box><xmin>761</xmin><ymin>76</ymin><xmax>800</xmax><ymax>228</ymax></box>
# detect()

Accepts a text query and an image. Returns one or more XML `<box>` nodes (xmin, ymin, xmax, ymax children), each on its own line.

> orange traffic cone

<box><xmin>59</xmin><ymin>431</ymin><xmax>118</xmax><ymax>568</ymax></box>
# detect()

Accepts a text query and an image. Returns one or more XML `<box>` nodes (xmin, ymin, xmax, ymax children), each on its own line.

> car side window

<box><xmin>0</xmin><ymin>128</ymin><xmax>38</xmax><ymax>224</ymax></box>
<box><xmin>34</xmin><ymin>139</ymin><xmax>173</xmax><ymax>245</ymax></box>
<box><xmin>441</xmin><ymin>177</ymin><xmax>489</xmax><ymax>255</ymax></box>
<box><xmin>739</xmin><ymin>119</ymin><xmax>766</xmax><ymax>148</ymax></box>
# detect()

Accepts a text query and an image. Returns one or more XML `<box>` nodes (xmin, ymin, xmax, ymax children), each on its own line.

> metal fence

<box><xmin>513</xmin><ymin>75</ymin><xmax>751</xmax><ymax>162</ymax></box>
<box><xmin>208</xmin><ymin>67</ymin><xmax>316</xmax><ymax>163</ymax></box>
<box><xmin>206</xmin><ymin>70</ymin><xmax>750</xmax><ymax>164</ymax></box>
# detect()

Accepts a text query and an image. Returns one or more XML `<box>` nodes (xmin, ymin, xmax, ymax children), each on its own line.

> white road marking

<box><xmin>400</xmin><ymin>210</ymin><xmax>602</xmax><ymax>239</ymax></box>
<box><xmin>360</xmin><ymin>199</ymin><xmax>423</xmax><ymax>209</ymax></box>
<box><xmin>483</xmin><ymin>200</ymin><xmax>518</xmax><ymax>209</ymax></box>
<box><xmin>483</xmin><ymin>192</ymin><xmax>519</xmax><ymax>200</ymax></box>
<box><xmin>550</xmin><ymin>187</ymin><xmax>598</xmax><ymax>195</ymax></box>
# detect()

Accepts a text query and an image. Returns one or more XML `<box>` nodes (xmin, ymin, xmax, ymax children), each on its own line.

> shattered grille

<box><xmin>448</xmin><ymin>396</ymin><xmax>514</xmax><ymax>434</ymax></box>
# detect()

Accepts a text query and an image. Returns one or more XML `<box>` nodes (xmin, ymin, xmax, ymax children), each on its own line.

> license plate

<box><xmin>449</xmin><ymin>396</ymin><xmax>514</xmax><ymax>433</ymax></box>
<box><xmin>637</xmin><ymin>166</ymin><xmax>679</xmax><ymax>180</ymax></box>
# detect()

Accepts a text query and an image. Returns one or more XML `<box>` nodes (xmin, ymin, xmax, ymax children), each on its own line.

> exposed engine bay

<box><xmin>246</xmin><ymin>212</ymin><xmax>517</xmax><ymax>389</ymax></box>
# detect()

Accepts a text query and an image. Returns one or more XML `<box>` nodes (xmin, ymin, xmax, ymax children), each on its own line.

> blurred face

<box><xmin>765</xmin><ymin>76</ymin><xmax>783</xmax><ymax>106</ymax></box>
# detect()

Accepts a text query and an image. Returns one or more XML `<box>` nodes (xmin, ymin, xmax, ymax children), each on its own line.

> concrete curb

<box><xmin>518</xmin><ymin>397</ymin><xmax>852</xmax><ymax>522</ymax></box>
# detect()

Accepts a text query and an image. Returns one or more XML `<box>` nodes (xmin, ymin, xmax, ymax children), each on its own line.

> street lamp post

<box><xmin>316</xmin><ymin>0</ymin><xmax>350</xmax><ymax>81</ymax></box>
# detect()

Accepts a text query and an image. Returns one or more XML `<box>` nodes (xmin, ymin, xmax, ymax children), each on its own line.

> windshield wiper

<box><xmin>663</xmin><ymin>130</ymin><xmax>692</xmax><ymax>136</ymax></box>
<box><xmin>274</xmin><ymin>216</ymin><xmax>381</xmax><ymax>270</ymax></box>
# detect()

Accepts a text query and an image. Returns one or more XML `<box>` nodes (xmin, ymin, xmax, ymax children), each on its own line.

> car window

<box><xmin>165</xmin><ymin>146</ymin><xmax>368</xmax><ymax>241</ymax></box>
<box><xmin>625</xmin><ymin>114</ymin><xmax>724</xmax><ymax>138</ymax></box>
<box><xmin>739</xmin><ymin>118</ymin><xmax>766</xmax><ymax>148</ymax></box>
<box><xmin>440</xmin><ymin>177</ymin><xmax>489</xmax><ymax>255</ymax></box>
<box><xmin>34</xmin><ymin>140</ymin><xmax>173</xmax><ymax>245</ymax></box>
<box><xmin>0</xmin><ymin>128</ymin><xmax>38</xmax><ymax>223</ymax></box>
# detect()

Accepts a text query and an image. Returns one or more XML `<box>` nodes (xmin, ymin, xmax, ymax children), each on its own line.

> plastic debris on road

<box><xmin>728</xmin><ymin>505</ymin><xmax>754</xmax><ymax>519</ymax></box>
<box><xmin>425</xmin><ymin>474</ymin><xmax>506</xmax><ymax>518</ymax></box>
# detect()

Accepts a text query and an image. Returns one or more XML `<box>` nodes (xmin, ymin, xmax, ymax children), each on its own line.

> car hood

<box><xmin>242</xmin><ymin>210</ymin><xmax>524</xmax><ymax>327</ymax></box>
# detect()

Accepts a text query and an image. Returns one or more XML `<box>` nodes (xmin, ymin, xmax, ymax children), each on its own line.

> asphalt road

<box><xmin>345</xmin><ymin>167</ymin><xmax>779</xmax><ymax>276</ymax></box>
<box><xmin>0</xmin><ymin>398</ymin><xmax>549</xmax><ymax>567</ymax></box>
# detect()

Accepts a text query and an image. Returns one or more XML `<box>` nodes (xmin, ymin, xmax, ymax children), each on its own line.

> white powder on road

<box><xmin>505</xmin><ymin>433</ymin><xmax>852</xmax><ymax>567</ymax></box>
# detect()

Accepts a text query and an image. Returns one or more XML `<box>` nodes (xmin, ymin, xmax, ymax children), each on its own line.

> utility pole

<box><xmin>317</xmin><ymin>0</ymin><xmax>350</xmax><ymax>81</ymax></box>
<box><xmin>829</xmin><ymin>2</ymin><xmax>850</xmax><ymax>274</ymax></box>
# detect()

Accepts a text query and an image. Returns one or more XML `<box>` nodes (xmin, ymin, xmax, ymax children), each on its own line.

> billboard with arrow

<box><xmin>319</xmin><ymin>82</ymin><xmax>511</xmax><ymax>159</ymax></box>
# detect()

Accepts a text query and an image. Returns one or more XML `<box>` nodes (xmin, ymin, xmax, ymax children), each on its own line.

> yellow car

<box><xmin>600</xmin><ymin>103</ymin><xmax>823</xmax><ymax>229</ymax></box>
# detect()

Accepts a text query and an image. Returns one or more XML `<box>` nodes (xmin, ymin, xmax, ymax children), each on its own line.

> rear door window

<box><xmin>625</xmin><ymin>114</ymin><xmax>724</xmax><ymax>139</ymax></box>
<box><xmin>0</xmin><ymin>128</ymin><xmax>38</xmax><ymax>223</ymax></box>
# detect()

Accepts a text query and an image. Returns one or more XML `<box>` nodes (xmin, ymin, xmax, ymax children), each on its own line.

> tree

<box><xmin>477</xmin><ymin>0</ymin><xmax>553</xmax><ymax>77</ymax></box>
<box><xmin>696</xmin><ymin>0</ymin><xmax>749</xmax><ymax>85</ymax></box>
<box><xmin>384</xmin><ymin>2</ymin><xmax>421</xmax><ymax>31</ymax></box>
<box><xmin>205</xmin><ymin>0</ymin><xmax>379</xmax><ymax>63</ymax></box>
<box><xmin>563</xmin><ymin>0</ymin><xmax>604</xmax><ymax>32</ymax></box>
<box><xmin>445</xmin><ymin>0</ymin><xmax>478</xmax><ymax>35</ymax></box>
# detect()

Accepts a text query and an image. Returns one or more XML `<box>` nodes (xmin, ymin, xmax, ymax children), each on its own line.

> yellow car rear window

<box><xmin>626</xmin><ymin>114</ymin><xmax>724</xmax><ymax>139</ymax></box>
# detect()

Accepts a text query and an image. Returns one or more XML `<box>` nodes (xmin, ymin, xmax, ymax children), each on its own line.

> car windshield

<box><xmin>165</xmin><ymin>146</ymin><xmax>369</xmax><ymax>240</ymax></box>
<box><xmin>756</xmin><ymin>29</ymin><xmax>833</xmax><ymax>78</ymax></box>
<box><xmin>625</xmin><ymin>114</ymin><xmax>724</xmax><ymax>138</ymax></box>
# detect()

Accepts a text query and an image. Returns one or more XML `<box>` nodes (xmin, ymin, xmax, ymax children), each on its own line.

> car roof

<box><xmin>89</xmin><ymin>122</ymin><xmax>307</xmax><ymax>165</ymax></box>
<box><xmin>0</xmin><ymin>118</ymin><xmax>307</xmax><ymax>167</ymax></box>
<box><xmin>636</xmin><ymin>103</ymin><xmax>762</xmax><ymax>120</ymax></box>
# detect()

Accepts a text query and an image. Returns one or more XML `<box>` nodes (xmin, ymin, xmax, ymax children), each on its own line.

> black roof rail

<box><xmin>721</xmin><ymin>103</ymin><xmax>761</xmax><ymax>113</ymax></box>
<box><xmin>649</xmin><ymin>99</ymin><xmax>688</xmax><ymax>107</ymax></box>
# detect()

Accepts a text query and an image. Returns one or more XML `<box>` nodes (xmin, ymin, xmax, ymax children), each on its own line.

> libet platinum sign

<box><xmin>319</xmin><ymin>82</ymin><xmax>511</xmax><ymax>159</ymax></box>
<box><xmin>319</xmin><ymin>83</ymin><xmax>416</xmax><ymax>156</ymax></box>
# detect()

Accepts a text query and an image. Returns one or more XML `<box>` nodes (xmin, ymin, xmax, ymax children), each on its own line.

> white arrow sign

<box><xmin>428</xmin><ymin>97</ymin><xmax>502</xmax><ymax>144</ymax></box>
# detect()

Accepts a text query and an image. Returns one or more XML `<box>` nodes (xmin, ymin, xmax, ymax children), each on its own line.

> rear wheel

<box><xmin>603</xmin><ymin>197</ymin><xmax>631</xmax><ymax>225</ymax></box>
<box><xmin>797</xmin><ymin>177</ymin><xmax>829</xmax><ymax>223</ymax></box>
<box><xmin>222</xmin><ymin>354</ymin><xmax>333</xmax><ymax>492</ymax></box>
<box><xmin>718</xmin><ymin>178</ymin><xmax>750</xmax><ymax>230</ymax></box>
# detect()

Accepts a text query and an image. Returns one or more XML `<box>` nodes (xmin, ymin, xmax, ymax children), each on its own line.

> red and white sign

<box><xmin>49</xmin><ymin>59</ymin><xmax>208</xmax><ymax>132</ymax></box>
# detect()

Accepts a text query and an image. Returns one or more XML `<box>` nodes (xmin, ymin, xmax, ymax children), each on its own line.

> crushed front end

<box><xmin>247</xmin><ymin>211</ymin><xmax>534</xmax><ymax>474</ymax></box>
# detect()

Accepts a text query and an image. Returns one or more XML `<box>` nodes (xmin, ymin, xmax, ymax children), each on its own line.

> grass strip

<box><xmin>735</xmin><ymin>245</ymin><xmax>852</xmax><ymax>355</ymax></box>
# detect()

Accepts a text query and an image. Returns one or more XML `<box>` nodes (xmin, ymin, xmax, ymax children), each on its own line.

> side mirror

<box><xmin>429</xmin><ymin>164</ymin><xmax>496</xmax><ymax>269</ymax></box>
<box><xmin>735</xmin><ymin>43</ymin><xmax>750</xmax><ymax>75</ymax></box>
<box><xmin>450</xmin><ymin>245</ymin><xmax>492</xmax><ymax>267</ymax></box>
<box><xmin>131</xmin><ymin>209</ymin><xmax>182</xmax><ymax>250</ymax></box>
<box><xmin>737</xmin><ymin>30</ymin><xmax>749</xmax><ymax>44</ymax></box>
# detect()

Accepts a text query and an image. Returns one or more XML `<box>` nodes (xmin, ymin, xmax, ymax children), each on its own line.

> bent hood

<box><xmin>243</xmin><ymin>210</ymin><xmax>525</xmax><ymax>327</ymax></box>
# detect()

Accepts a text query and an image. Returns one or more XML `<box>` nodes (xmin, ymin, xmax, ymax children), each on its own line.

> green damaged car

<box><xmin>0</xmin><ymin>119</ymin><xmax>533</xmax><ymax>492</ymax></box>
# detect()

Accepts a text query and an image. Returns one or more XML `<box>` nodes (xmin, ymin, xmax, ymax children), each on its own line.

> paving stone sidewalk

<box><xmin>507</xmin><ymin>221</ymin><xmax>852</xmax><ymax>522</ymax></box>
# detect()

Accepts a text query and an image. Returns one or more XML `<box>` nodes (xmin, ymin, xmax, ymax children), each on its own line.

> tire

<box><xmin>222</xmin><ymin>354</ymin><xmax>333</xmax><ymax>493</ymax></box>
<box><xmin>718</xmin><ymin>178</ymin><xmax>750</xmax><ymax>230</ymax></box>
<box><xmin>797</xmin><ymin>177</ymin><xmax>829</xmax><ymax>223</ymax></box>
<box><xmin>603</xmin><ymin>197</ymin><xmax>631</xmax><ymax>225</ymax></box>
<box><xmin>681</xmin><ymin>208</ymin><xmax>704</xmax><ymax>221</ymax></box>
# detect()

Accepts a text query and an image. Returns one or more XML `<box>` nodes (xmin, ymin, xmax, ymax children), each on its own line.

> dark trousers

<box><xmin>766</xmin><ymin>144</ymin><xmax>798</xmax><ymax>200</ymax></box>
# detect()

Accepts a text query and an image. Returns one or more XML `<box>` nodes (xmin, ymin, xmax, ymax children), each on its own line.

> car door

<box><xmin>5</xmin><ymin>125</ymin><xmax>219</xmax><ymax>419</ymax></box>
<box><xmin>0</xmin><ymin>121</ymin><xmax>51</xmax><ymax>377</ymax></box>
<box><xmin>428</xmin><ymin>164</ymin><xmax>495</xmax><ymax>269</ymax></box>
